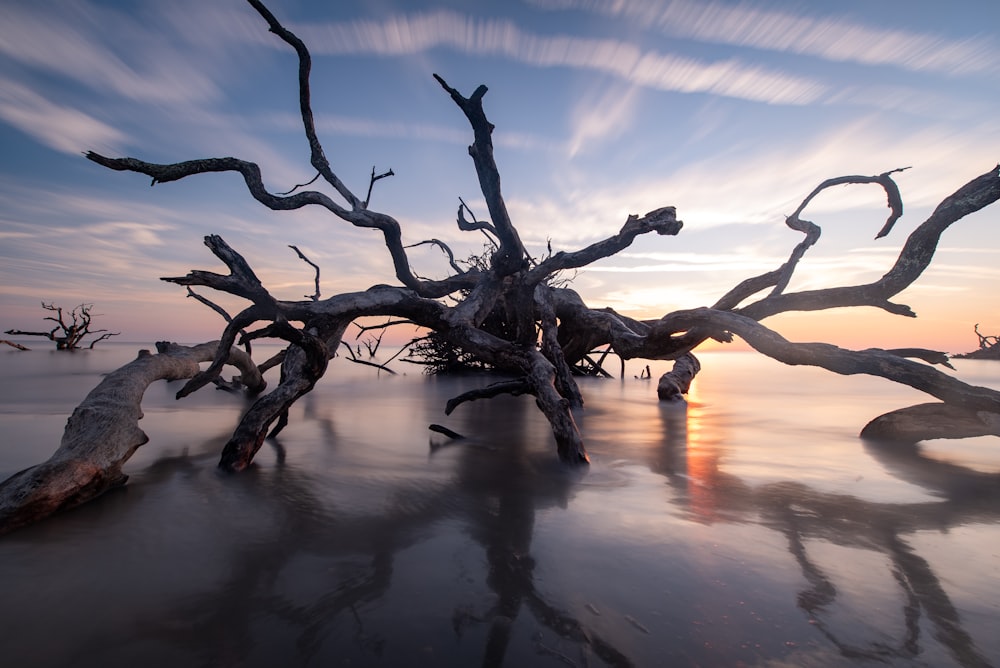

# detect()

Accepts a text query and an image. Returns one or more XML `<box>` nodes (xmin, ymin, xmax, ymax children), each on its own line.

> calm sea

<box><xmin>1</xmin><ymin>342</ymin><xmax>998</xmax><ymax>667</ymax></box>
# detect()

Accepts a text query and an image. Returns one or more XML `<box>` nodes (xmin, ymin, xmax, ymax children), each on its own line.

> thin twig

<box><xmin>288</xmin><ymin>244</ymin><xmax>321</xmax><ymax>300</ymax></box>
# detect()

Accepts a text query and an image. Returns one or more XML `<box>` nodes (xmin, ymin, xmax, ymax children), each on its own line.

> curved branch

<box><xmin>246</xmin><ymin>0</ymin><xmax>361</xmax><ymax>209</ymax></box>
<box><xmin>163</xmin><ymin>234</ymin><xmax>279</xmax><ymax>310</ymax></box>
<box><xmin>457</xmin><ymin>197</ymin><xmax>499</xmax><ymax>245</ymax></box>
<box><xmin>405</xmin><ymin>238</ymin><xmax>465</xmax><ymax>275</ymax></box>
<box><xmin>219</xmin><ymin>326</ymin><xmax>330</xmax><ymax>471</ymax></box>
<box><xmin>86</xmin><ymin>153</ymin><xmax>350</xmax><ymax>214</ymax></box>
<box><xmin>89</xmin><ymin>153</ymin><xmax>477</xmax><ymax>299</ymax></box>
<box><xmin>737</xmin><ymin>165</ymin><xmax>1000</xmax><ymax>320</ymax></box>
<box><xmin>527</xmin><ymin>206</ymin><xmax>681</xmax><ymax>284</ymax></box>
<box><xmin>175</xmin><ymin>306</ymin><xmax>271</xmax><ymax>398</ymax></box>
<box><xmin>444</xmin><ymin>379</ymin><xmax>531</xmax><ymax>415</ymax></box>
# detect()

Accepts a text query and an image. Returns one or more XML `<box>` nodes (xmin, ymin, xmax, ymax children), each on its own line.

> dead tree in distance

<box><xmin>5</xmin><ymin>302</ymin><xmax>119</xmax><ymax>350</ymax></box>
<box><xmin>2</xmin><ymin>0</ymin><xmax>999</xmax><ymax>533</ymax></box>
<box><xmin>953</xmin><ymin>323</ymin><xmax>1000</xmax><ymax>360</ymax></box>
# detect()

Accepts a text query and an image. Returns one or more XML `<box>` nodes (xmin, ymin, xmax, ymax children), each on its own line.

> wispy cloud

<box><xmin>291</xmin><ymin>11</ymin><xmax>825</xmax><ymax>105</ymax></box>
<box><xmin>0</xmin><ymin>79</ymin><xmax>126</xmax><ymax>154</ymax></box>
<box><xmin>529</xmin><ymin>0</ymin><xmax>1000</xmax><ymax>76</ymax></box>
<box><xmin>260</xmin><ymin>111</ymin><xmax>563</xmax><ymax>153</ymax></box>
<box><xmin>0</xmin><ymin>1</ymin><xmax>222</xmax><ymax>104</ymax></box>
<box><xmin>567</xmin><ymin>84</ymin><xmax>642</xmax><ymax>157</ymax></box>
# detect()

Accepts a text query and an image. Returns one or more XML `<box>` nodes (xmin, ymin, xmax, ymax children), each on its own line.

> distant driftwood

<box><xmin>0</xmin><ymin>342</ymin><xmax>263</xmax><ymax>535</ymax></box>
<box><xmin>953</xmin><ymin>323</ymin><xmax>1000</xmax><ymax>360</ymax></box>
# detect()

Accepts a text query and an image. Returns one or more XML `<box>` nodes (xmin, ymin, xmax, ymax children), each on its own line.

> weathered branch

<box><xmin>738</xmin><ymin>165</ymin><xmax>1000</xmax><ymax>320</ymax></box>
<box><xmin>434</xmin><ymin>74</ymin><xmax>526</xmax><ymax>276</ymax></box>
<box><xmin>246</xmin><ymin>0</ymin><xmax>361</xmax><ymax>209</ymax></box>
<box><xmin>87</xmin><ymin>152</ymin><xmax>477</xmax><ymax>299</ymax></box>
<box><xmin>653</xmin><ymin>307</ymin><xmax>1000</xmax><ymax>413</ymax></box>
<box><xmin>406</xmin><ymin>239</ymin><xmax>465</xmax><ymax>275</ymax></box>
<box><xmin>881</xmin><ymin>347</ymin><xmax>955</xmax><ymax>369</ymax></box>
<box><xmin>289</xmin><ymin>244</ymin><xmax>321</xmax><ymax>301</ymax></box>
<box><xmin>444</xmin><ymin>379</ymin><xmax>532</xmax><ymax>415</ymax></box>
<box><xmin>535</xmin><ymin>284</ymin><xmax>583</xmax><ymax>407</ymax></box>
<box><xmin>219</xmin><ymin>326</ymin><xmax>329</xmax><ymax>471</ymax></box>
<box><xmin>527</xmin><ymin>207</ymin><xmax>681</xmax><ymax>285</ymax></box>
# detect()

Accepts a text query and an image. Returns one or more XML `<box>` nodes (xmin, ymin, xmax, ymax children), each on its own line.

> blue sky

<box><xmin>1</xmin><ymin>0</ymin><xmax>998</xmax><ymax>351</ymax></box>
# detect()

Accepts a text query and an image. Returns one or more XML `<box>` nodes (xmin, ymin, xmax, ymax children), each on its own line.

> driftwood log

<box><xmin>861</xmin><ymin>402</ymin><xmax>1000</xmax><ymax>442</ymax></box>
<box><xmin>0</xmin><ymin>342</ymin><xmax>261</xmax><ymax>534</ymax></box>
<box><xmin>2</xmin><ymin>0</ymin><xmax>1000</xmax><ymax>532</ymax></box>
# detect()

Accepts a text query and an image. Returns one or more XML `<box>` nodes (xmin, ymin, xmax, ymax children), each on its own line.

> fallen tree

<box><xmin>0</xmin><ymin>342</ymin><xmax>263</xmax><ymax>534</ymax></box>
<box><xmin>1</xmin><ymin>0</ymin><xmax>999</xmax><ymax>533</ymax></box>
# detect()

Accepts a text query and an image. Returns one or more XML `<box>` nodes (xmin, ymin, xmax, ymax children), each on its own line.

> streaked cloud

<box><xmin>0</xmin><ymin>1</ymin><xmax>221</xmax><ymax>104</ymax></box>
<box><xmin>0</xmin><ymin>80</ymin><xmax>126</xmax><ymax>154</ymax></box>
<box><xmin>281</xmin><ymin>112</ymin><xmax>560</xmax><ymax>152</ymax></box>
<box><xmin>567</xmin><ymin>84</ymin><xmax>642</xmax><ymax>156</ymax></box>
<box><xmin>529</xmin><ymin>0</ymin><xmax>999</xmax><ymax>76</ymax></box>
<box><xmin>292</xmin><ymin>11</ymin><xmax>825</xmax><ymax>105</ymax></box>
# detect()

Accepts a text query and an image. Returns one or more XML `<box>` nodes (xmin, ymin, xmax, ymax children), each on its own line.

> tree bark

<box><xmin>0</xmin><ymin>342</ymin><xmax>261</xmax><ymax>534</ymax></box>
<box><xmin>657</xmin><ymin>353</ymin><xmax>701</xmax><ymax>401</ymax></box>
<box><xmin>861</xmin><ymin>403</ymin><xmax>1000</xmax><ymax>442</ymax></box>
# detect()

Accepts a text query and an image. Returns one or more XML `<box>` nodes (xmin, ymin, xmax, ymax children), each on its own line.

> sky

<box><xmin>1</xmin><ymin>0</ymin><xmax>998</xmax><ymax>353</ymax></box>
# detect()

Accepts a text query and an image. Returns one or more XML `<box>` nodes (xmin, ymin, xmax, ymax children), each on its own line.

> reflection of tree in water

<box><xmin>451</xmin><ymin>392</ymin><xmax>634</xmax><ymax>667</ymax></box>
<box><xmin>102</xmin><ymin>384</ymin><xmax>998</xmax><ymax>667</ymax></box>
<box><xmin>117</xmin><ymin>386</ymin><xmax>634</xmax><ymax>667</ymax></box>
<box><xmin>657</xmin><ymin>402</ymin><xmax>999</xmax><ymax>667</ymax></box>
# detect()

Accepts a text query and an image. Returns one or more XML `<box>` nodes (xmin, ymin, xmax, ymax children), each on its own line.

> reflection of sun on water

<box><xmin>680</xmin><ymin>377</ymin><xmax>725</xmax><ymax>525</ymax></box>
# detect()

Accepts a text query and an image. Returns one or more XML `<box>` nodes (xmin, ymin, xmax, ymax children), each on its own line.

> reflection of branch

<box><xmin>885</xmin><ymin>535</ymin><xmax>992</xmax><ymax>668</ymax></box>
<box><xmin>781</xmin><ymin>513</ymin><xmax>918</xmax><ymax>662</ymax></box>
<box><xmin>749</xmin><ymin>476</ymin><xmax>996</xmax><ymax>666</ymax></box>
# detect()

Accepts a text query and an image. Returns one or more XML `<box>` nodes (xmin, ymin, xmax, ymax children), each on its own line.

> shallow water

<box><xmin>1</xmin><ymin>343</ymin><xmax>998</xmax><ymax>667</ymax></box>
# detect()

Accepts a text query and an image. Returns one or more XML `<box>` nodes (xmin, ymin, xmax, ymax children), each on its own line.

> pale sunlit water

<box><xmin>1</xmin><ymin>343</ymin><xmax>998</xmax><ymax>667</ymax></box>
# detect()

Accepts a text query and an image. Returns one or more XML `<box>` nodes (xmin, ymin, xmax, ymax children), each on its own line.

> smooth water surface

<box><xmin>1</xmin><ymin>343</ymin><xmax>998</xmax><ymax>667</ymax></box>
